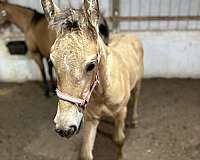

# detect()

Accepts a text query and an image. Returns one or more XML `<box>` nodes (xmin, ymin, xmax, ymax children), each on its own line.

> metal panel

<box><xmin>7</xmin><ymin>0</ymin><xmax>112</xmax><ymax>15</ymax></box>
<box><xmin>6</xmin><ymin>0</ymin><xmax>200</xmax><ymax>31</ymax></box>
<box><xmin>117</xmin><ymin>0</ymin><xmax>200</xmax><ymax>31</ymax></box>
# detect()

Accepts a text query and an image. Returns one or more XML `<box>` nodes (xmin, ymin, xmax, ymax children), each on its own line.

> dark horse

<box><xmin>0</xmin><ymin>1</ymin><xmax>109</xmax><ymax>96</ymax></box>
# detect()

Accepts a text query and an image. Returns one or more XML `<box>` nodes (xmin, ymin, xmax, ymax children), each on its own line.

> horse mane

<box><xmin>31</xmin><ymin>10</ymin><xmax>45</xmax><ymax>25</ymax></box>
<box><xmin>50</xmin><ymin>8</ymin><xmax>109</xmax><ymax>45</ymax></box>
<box><xmin>50</xmin><ymin>9</ymin><xmax>86</xmax><ymax>33</ymax></box>
<box><xmin>98</xmin><ymin>17</ymin><xmax>109</xmax><ymax>45</ymax></box>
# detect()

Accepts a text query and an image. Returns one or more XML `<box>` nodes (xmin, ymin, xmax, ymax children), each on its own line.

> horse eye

<box><xmin>86</xmin><ymin>62</ymin><xmax>96</xmax><ymax>72</ymax></box>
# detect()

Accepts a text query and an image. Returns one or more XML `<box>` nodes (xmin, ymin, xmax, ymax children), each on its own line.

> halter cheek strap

<box><xmin>56</xmin><ymin>73</ymin><xmax>99</xmax><ymax>110</ymax></box>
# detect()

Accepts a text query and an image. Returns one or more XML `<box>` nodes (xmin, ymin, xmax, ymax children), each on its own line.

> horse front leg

<box><xmin>33</xmin><ymin>53</ymin><xmax>49</xmax><ymax>96</ymax></box>
<box><xmin>47</xmin><ymin>58</ymin><xmax>56</xmax><ymax>94</ymax></box>
<box><xmin>80</xmin><ymin>119</ymin><xmax>99</xmax><ymax>160</ymax></box>
<box><xmin>114</xmin><ymin>106</ymin><xmax>127</xmax><ymax>160</ymax></box>
<box><xmin>131</xmin><ymin>80</ymin><xmax>142</xmax><ymax>128</ymax></box>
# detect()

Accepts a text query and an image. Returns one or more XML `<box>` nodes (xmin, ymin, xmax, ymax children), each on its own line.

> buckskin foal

<box><xmin>41</xmin><ymin>0</ymin><xmax>144</xmax><ymax>159</ymax></box>
<box><xmin>0</xmin><ymin>1</ymin><xmax>109</xmax><ymax>95</ymax></box>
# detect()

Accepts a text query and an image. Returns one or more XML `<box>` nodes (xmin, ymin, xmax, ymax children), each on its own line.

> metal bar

<box><xmin>158</xmin><ymin>0</ymin><xmax>162</xmax><ymax>30</ymax></box>
<box><xmin>57</xmin><ymin>0</ymin><xmax>61</xmax><ymax>7</ymax></box>
<box><xmin>120</xmin><ymin>28</ymin><xmax>200</xmax><ymax>32</ymax></box>
<box><xmin>196</xmin><ymin>0</ymin><xmax>200</xmax><ymax>29</ymax></box>
<box><xmin>137</xmin><ymin>0</ymin><xmax>142</xmax><ymax>30</ymax></box>
<box><xmin>107</xmin><ymin>15</ymin><xmax>200</xmax><ymax>21</ymax></box>
<box><xmin>128</xmin><ymin>0</ymin><xmax>132</xmax><ymax>30</ymax></box>
<box><xmin>176</xmin><ymin>0</ymin><xmax>182</xmax><ymax>29</ymax></box>
<box><xmin>112</xmin><ymin>0</ymin><xmax>120</xmax><ymax>31</ymax></box>
<box><xmin>167</xmin><ymin>0</ymin><xmax>172</xmax><ymax>28</ymax></box>
<box><xmin>186</xmin><ymin>0</ymin><xmax>192</xmax><ymax>30</ymax></box>
<box><xmin>148</xmin><ymin>0</ymin><xmax>152</xmax><ymax>29</ymax></box>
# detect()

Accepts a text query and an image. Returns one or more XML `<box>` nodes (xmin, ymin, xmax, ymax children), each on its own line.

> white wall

<box><xmin>0</xmin><ymin>34</ymin><xmax>42</xmax><ymax>82</ymax></box>
<box><xmin>0</xmin><ymin>31</ymin><xmax>200</xmax><ymax>82</ymax></box>
<box><xmin>134</xmin><ymin>31</ymin><xmax>200</xmax><ymax>78</ymax></box>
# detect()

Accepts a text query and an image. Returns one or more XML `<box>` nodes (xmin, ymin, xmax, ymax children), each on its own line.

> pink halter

<box><xmin>56</xmin><ymin>74</ymin><xmax>99</xmax><ymax>109</ymax></box>
<box><xmin>56</xmin><ymin>54</ymin><xmax>100</xmax><ymax>110</ymax></box>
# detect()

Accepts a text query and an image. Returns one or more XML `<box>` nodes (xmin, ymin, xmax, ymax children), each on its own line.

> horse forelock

<box><xmin>49</xmin><ymin>8</ymin><xmax>107</xmax><ymax>35</ymax></box>
<box><xmin>49</xmin><ymin>8</ymin><xmax>87</xmax><ymax>33</ymax></box>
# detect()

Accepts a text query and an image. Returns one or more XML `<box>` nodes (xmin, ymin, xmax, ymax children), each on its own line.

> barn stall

<box><xmin>0</xmin><ymin>0</ymin><xmax>200</xmax><ymax>160</ymax></box>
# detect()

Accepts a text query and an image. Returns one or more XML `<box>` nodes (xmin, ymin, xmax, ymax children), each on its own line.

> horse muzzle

<box><xmin>54</xmin><ymin>104</ymin><xmax>84</xmax><ymax>138</ymax></box>
<box><xmin>55</xmin><ymin>116</ymin><xmax>83</xmax><ymax>138</ymax></box>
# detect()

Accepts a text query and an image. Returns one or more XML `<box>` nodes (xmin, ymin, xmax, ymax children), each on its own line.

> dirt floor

<box><xmin>0</xmin><ymin>79</ymin><xmax>199</xmax><ymax>160</ymax></box>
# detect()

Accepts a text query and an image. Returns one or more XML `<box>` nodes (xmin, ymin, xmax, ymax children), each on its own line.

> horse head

<box><xmin>41</xmin><ymin>0</ymin><xmax>103</xmax><ymax>138</ymax></box>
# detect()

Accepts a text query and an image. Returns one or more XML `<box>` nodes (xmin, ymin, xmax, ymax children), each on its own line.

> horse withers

<box><xmin>0</xmin><ymin>1</ymin><xmax>109</xmax><ymax>96</ymax></box>
<box><xmin>41</xmin><ymin>0</ymin><xmax>144</xmax><ymax>159</ymax></box>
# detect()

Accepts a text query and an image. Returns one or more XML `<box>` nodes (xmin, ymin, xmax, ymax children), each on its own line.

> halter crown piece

<box><xmin>56</xmin><ymin>53</ymin><xmax>100</xmax><ymax>110</ymax></box>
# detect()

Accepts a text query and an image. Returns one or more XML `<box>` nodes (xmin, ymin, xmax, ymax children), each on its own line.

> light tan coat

<box><xmin>81</xmin><ymin>34</ymin><xmax>143</xmax><ymax>160</ymax></box>
<box><xmin>41</xmin><ymin>0</ymin><xmax>144</xmax><ymax>160</ymax></box>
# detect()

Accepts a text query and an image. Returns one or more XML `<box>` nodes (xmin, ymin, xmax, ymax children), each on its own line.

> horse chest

<box><xmin>95</xmin><ymin>75</ymin><xmax>130</xmax><ymax>108</ymax></box>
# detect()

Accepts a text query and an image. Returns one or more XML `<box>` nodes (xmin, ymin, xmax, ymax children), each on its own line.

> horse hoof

<box><xmin>130</xmin><ymin>121</ymin><xmax>138</xmax><ymax>128</ymax></box>
<box><xmin>44</xmin><ymin>90</ymin><xmax>50</xmax><ymax>97</ymax></box>
<box><xmin>48</xmin><ymin>84</ymin><xmax>57</xmax><ymax>95</ymax></box>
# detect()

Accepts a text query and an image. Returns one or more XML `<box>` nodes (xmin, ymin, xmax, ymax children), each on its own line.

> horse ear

<box><xmin>41</xmin><ymin>0</ymin><xmax>60</xmax><ymax>21</ymax></box>
<box><xmin>83</xmin><ymin>0</ymin><xmax>100</xmax><ymax>28</ymax></box>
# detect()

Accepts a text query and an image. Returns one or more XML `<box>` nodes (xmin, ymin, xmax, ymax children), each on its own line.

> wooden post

<box><xmin>112</xmin><ymin>0</ymin><xmax>120</xmax><ymax>32</ymax></box>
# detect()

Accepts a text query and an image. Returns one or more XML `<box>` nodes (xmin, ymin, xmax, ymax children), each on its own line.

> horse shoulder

<box><xmin>114</xmin><ymin>34</ymin><xmax>144</xmax><ymax>84</ymax></box>
<box><xmin>103</xmin><ymin>53</ymin><xmax>131</xmax><ymax>106</ymax></box>
<box><xmin>25</xmin><ymin>29</ymin><xmax>37</xmax><ymax>53</ymax></box>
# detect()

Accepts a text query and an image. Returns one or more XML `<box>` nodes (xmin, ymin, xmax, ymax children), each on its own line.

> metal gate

<box><xmin>5</xmin><ymin>0</ymin><xmax>200</xmax><ymax>32</ymax></box>
<box><xmin>111</xmin><ymin>0</ymin><xmax>200</xmax><ymax>31</ymax></box>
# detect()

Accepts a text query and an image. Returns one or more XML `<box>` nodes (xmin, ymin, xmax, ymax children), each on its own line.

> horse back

<box><xmin>109</xmin><ymin>34</ymin><xmax>144</xmax><ymax>84</ymax></box>
<box><xmin>100</xmin><ymin>34</ymin><xmax>143</xmax><ymax>107</ymax></box>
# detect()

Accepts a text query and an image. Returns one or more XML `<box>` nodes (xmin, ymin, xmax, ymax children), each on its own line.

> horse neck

<box><xmin>96</xmin><ymin>39</ymin><xmax>110</xmax><ymax>95</ymax></box>
<box><xmin>5</xmin><ymin>3</ymin><xmax>34</xmax><ymax>33</ymax></box>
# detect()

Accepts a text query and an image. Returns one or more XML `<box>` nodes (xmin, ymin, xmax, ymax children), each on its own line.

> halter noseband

<box><xmin>56</xmin><ymin>53</ymin><xmax>100</xmax><ymax>110</ymax></box>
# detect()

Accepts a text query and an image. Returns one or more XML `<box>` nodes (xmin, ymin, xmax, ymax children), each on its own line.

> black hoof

<box><xmin>44</xmin><ymin>89</ymin><xmax>50</xmax><ymax>97</ymax></box>
<box><xmin>49</xmin><ymin>84</ymin><xmax>57</xmax><ymax>95</ymax></box>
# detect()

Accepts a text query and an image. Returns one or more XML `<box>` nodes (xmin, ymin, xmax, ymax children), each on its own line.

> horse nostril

<box><xmin>55</xmin><ymin>128</ymin><xmax>65</xmax><ymax>137</ymax></box>
<box><xmin>69</xmin><ymin>125</ymin><xmax>77</xmax><ymax>134</ymax></box>
<box><xmin>55</xmin><ymin>128</ymin><xmax>61</xmax><ymax>134</ymax></box>
<box><xmin>55</xmin><ymin>126</ymin><xmax>77</xmax><ymax>138</ymax></box>
<box><xmin>62</xmin><ymin>127</ymin><xmax>76</xmax><ymax>138</ymax></box>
